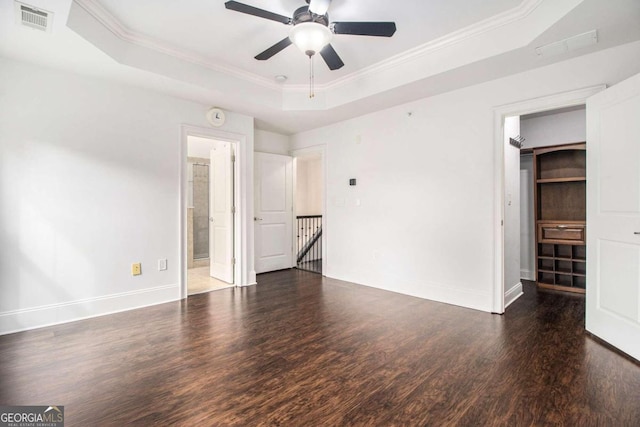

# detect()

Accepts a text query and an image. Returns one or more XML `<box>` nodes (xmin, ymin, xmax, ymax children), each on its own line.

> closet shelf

<box><xmin>534</xmin><ymin>142</ymin><xmax>587</xmax><ymax>294</ymax></box>
<box><xmin>537</xmin><ymin>177</ymin><xmax>586</xmax><ymax>183</ymax></box>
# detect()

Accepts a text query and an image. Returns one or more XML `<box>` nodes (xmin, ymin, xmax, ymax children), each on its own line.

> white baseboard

<box><xmin>520</xmin><ymin>269</ymin><xmax>535</xmax><ymax>281</ymax></box>
<box><xmin>331</xmin><ymin>273</ymin><xmax>493</xmax><ymax>313</ymax></box>
<box><xmin>505</xmin><ymin>282</ymin><xmax>524</xmax><ymax>308</ymax></box>
<box><xmin>0</xmin><ymin>284</ymin><xmax>180</xmax><ymax>336</ymax></box>
<box><xmin>240</xmin><ymin>282</ymin><xmax>258</xmax><ymax>287</ymax></box>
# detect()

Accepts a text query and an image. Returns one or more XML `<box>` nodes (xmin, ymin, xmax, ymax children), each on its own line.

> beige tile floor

<box><xmin>187</xmin><ymin>265</ymin><xmax>233</xmax><ymax>295</ymax></box>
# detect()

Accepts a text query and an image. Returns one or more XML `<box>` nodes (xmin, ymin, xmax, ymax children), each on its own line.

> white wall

<box><xmin>503</xmin><ymin>116</ymin><xmax>522</xmax><ymax>307</ymax></box>
<box><xmin>254</xmin><ymin>129</ymin><xmax>290</xmax><ymax>155</ymax></box>
<box><xmin>520</xmin><ymin>107</ymin><xmax>586</xmax><ymax>148</ymax></box>
<box><xmin>290</xmin><ymin>40</ymin><xmax>640</xmax><ymax>312</ymax></box>
<box><xmin>296</xmin><ymin>156</ymin><xmax>323</xmax><ymax>216</ymax></box>
<box><xmin>0</xmin><ymin>57</ymin><xmax>255</xmax><ymax>334</ymax></box>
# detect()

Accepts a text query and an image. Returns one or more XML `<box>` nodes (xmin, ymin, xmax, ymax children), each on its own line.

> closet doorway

<box><xmin>493</xmin><ymin>86</ymin><xmax>601</xmax><ymax>313</ymax></box>
<box><xmin>501</xmin><ymin>105</ymin><xmax>586</xmax><ymax>309</ymax></box>
<box><xmin>518</xmin><ymin>106</ymin><xmax>587</xmax><ymax>290</ymax></box>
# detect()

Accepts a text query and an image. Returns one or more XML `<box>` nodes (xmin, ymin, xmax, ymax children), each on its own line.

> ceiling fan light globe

<box><xmin>290</xmin><ymin>22</ymin><xmax>332</xmax><ymax>56</ymax></box>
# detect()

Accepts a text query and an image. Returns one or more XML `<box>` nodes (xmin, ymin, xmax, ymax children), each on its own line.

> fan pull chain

<box><xmin>309</xmin><ymin>54</ymin><xmax>315</xmax><ymax>99</ymax></box>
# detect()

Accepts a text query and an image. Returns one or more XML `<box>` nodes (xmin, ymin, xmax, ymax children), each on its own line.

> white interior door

<box><xmin>209</xmin><ymin>142</ymin><xmax>234</xmax><ymax>283</ymax></box>
<box><xmin>586</xmin><ymin>72</ymin><xmax>640</xmax><ymax>361</ymax></box>
<box><xmin>254</xmin><ymin>152</ymin><xmax>293</xmax><ymax>274</ymax></box>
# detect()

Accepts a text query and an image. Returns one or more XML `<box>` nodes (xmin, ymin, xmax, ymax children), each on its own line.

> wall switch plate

<box><xmin>131</xmin><ymin>262</ymin><xmax>141</xmax><ymax>276</ymax></box>
<box><xmin>158</xmin><ymin>259</ymin><xmax>167</xmax><ymax>271</ymax></box>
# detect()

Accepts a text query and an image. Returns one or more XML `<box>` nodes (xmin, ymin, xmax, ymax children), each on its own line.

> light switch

<box><xmin>158</xmin><ymin>259</ymin><xmax>167</xmax><ymax>271</ymax></box>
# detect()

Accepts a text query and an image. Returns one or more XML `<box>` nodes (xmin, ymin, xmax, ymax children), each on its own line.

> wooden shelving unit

<box><xmin>533</xmin><ymin>142</ymin><xmax>586</xmax><ymax>294</ymax></box>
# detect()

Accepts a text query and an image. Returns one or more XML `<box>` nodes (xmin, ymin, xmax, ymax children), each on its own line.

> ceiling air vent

<box><xmin>15</xmin><ymin>1</ymin><xmax>53</xmax><ymax>32</ymax></box>
<box><xmin>535</xmin><ymin>30</ymin><xmax>598</xmax><ymax>58</ymax></box>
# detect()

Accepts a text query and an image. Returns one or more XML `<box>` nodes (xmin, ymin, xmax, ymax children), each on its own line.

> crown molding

<box><xmin>72</xmin><ymin>0</ymin><xmax>280</xmax><ymax>90</ymax></box>
<box><xmin>315</xmin><ymin>0</ymin><xmax>545</xmax><ymax>91</ymax></box>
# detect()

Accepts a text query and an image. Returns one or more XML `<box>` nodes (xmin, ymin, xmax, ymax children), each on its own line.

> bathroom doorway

<box><xmin>187</xmin><ymin>135</ymin><xmax>235</xmax><ymax>295</ymax></box>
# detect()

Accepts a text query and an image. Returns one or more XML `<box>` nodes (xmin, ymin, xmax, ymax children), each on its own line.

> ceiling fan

<box><xmin>224</xmin><ymin>0</ymin><xmax>397</xmax><ymax>71</ymax></box>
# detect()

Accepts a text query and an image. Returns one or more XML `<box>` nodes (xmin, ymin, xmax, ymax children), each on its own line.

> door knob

<box><xmin>254</xmin><ymin>217</ymin><xmax>263</xmax><ymax>221</ymax></box>
<box><xmin>635</xmin><ymin>232</ymin><xmax>640</xmax><ymax>235</ymax></box>
<box><xmin>210</xmin><ymin>217</ymin><xmax>214</xmax><ymax>222</ymax></box>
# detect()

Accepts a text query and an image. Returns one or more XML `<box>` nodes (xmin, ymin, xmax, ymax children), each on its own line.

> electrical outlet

<box><xmin>131</xmin><ymin>262</ymin><xmax>141</xmax><ymax>276</ymax></box>
<box><xmin>158</xmin><ymin>259</ymin><xmax>167</xmax><ymax>271</ymax></box>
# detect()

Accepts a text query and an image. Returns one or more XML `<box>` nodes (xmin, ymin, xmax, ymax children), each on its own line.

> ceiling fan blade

<box><xmin>255</xmin><ymin>37</ymin><xmax>293</xmax><ymax>60</ymax></box>
<box><xmin>320</xmin><ymin>44</ymin><xmax>344</xmax><ymax>70</ymax></box>
<box><xmin>225</xmin><ymin>1</ymin><xmax>291</xmax><ymax>25</ymax></box>
<box><xmin>332</xmin><ymin>22</ymin><xmax>397</xmax><ymax>37</ymax></box>
<box><xmin>309</xmin><ymin>0</ymin><xmax>332</xmax><ymax>16</ymax></box>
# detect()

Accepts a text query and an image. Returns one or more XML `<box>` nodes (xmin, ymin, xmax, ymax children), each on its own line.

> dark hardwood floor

<box><xmin>1</xmin><ymin>271</ymin><xmax>639</xmax><ymax>426</ymax></box>
<box><xmin>296</xmin><ymin>260</ymin><xmax>322</xmax><ymax>274</ymax></box>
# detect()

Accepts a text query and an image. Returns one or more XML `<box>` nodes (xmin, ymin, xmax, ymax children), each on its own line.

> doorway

<box><xmin>519</xmin><ymin>105</ymin><xmax>587</xmax><ymax>287</ymax></box>
<box><xmin>292</xmin><ymin>147</ymin><xmax>326</xmax><ymax>275</ymax></box>
<box><xmin>504</xmin><ymin>106</ymin><xmax>588</xmax><ymax>302</ymax></box>
<box><xmin>186</xmin><ymin>135</ymin><xmax>235</xmax><ymax>295</ymax></box>
<box><xmin>252</xmin><ymin>147</ymin><xmax>326</xmax><ymax>276</ymax></box>
<box><xmin>294</xmin><ymin>153</ymin><xmax>323</xmax><ymax>274</ymax></box>
<box><xmin>492</xmin><ymin>86</ymin><xmax>604</xmax><ymax>313</ymax></box>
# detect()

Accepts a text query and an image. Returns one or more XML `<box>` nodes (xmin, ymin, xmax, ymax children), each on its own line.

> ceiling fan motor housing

<box><xmin>293</xmin><ymin>6</ymin><xmax>328</xmax><ymax>26</ymax></box>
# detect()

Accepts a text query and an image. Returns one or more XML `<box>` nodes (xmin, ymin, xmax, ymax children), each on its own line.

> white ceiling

<box><xmin>1</xmin><ymin>0</ymin><xmax>639</xmax><ymax>134</ymax></box>
<box><xmin>95</xmin><ymin>0</ymin><xmax>522</xmax><ymax>85</ymax></box>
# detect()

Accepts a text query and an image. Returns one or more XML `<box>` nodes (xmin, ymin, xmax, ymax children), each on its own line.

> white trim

<box><xmin>290</xmin><ymin>145</ymin><xmax>327</xmax><ymax>276</ymax></box>
<box><xmin>180</xmin><ymin>125</ymin><xmax>253</xmax><ymax>297</ymax></box>
<box><xmin>520</xmin><ymin>269</ymin><xmax>535</xmax><ymax>281</ymax></box>
<box><xmin>291</xmin><ymin>156</ymin><xmax>299</xmax><ymax>269</ymax></box>
<box><xmin>505</xmin><ymin>282</ymin><xmax>524</xmax><ymax>309</ymax></box>
<box><xmin>0</xmin><ymin>284</ymin><xmax>178</xmax><ymax>336</ymax></box>
<box><xmin>492</xmin><ymin>85</ymin><xmax>605</xmax><ymax>313</ymax></box>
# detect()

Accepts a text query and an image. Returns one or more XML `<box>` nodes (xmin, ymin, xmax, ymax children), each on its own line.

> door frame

<box><xmin>180</xmin><ymin>125</ymin><xmax>244</xmax><ymax>299</ymax></box>
<box><xmin>291</xmin><ymin>145</ymin><xmax>327</xmax><ymax>275</ymax></box>
<box><xmin>492</xmin><ymin>85</ymin><xmax>605</xmax><ymax>314</ymax></box>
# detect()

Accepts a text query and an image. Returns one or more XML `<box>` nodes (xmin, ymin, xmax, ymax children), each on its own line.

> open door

<box><xmin>254</xmin><ymin>152</ymin><xmax>293</xmax><ymax>274</ymax></box>
<box><xmin>209</xmin><ymin>142</ymin><xmax>234</xmax><ymax>283</ymax></box>
<box><xmin>586</xmin><ymin>72</ymin><xmax>640</xmax><ymax>361</ymax></box>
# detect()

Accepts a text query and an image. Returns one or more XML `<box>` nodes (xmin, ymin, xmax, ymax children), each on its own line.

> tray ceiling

<box><xmin>1</xmin><ymin>0</ymin><xmax>639</xmax><ymax>133</ymax></box>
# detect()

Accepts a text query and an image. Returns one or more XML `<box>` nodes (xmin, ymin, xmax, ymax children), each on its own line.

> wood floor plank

<box><xmin>1</xmin><ymin>272</ymin><xmax>639</xmax><ymax>426</ymax></box>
